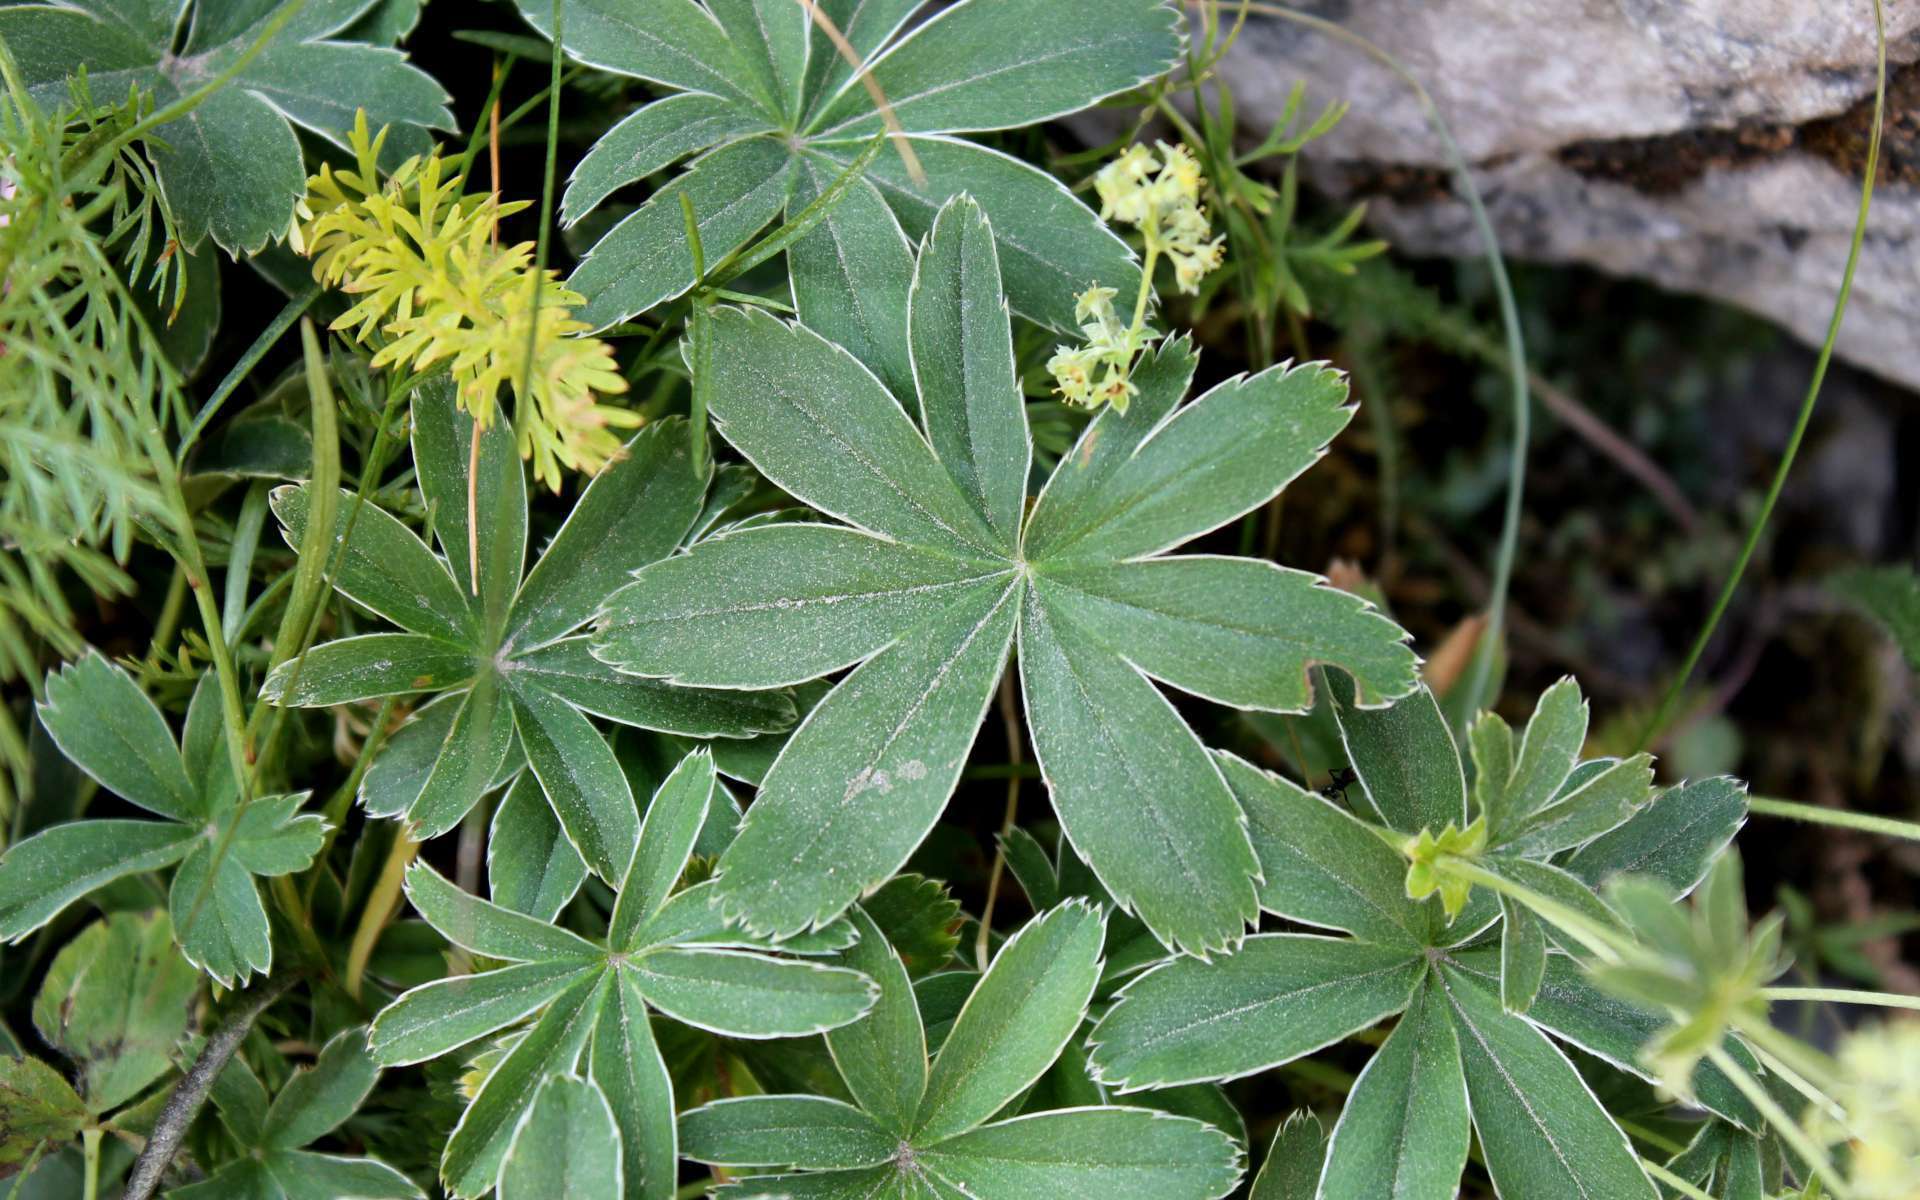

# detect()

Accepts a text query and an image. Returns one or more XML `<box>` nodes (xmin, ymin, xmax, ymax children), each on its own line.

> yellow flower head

<box><xmin>294</xmin><ymin>111</ymin><xmax>637</xmax><ymax>490</ymax></box>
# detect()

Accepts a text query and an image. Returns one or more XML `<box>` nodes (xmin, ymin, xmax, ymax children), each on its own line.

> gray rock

<box><xmin>1212</xmin><ymin>1</ymin><xmax>1920</xmax><ymax>387</ymax></box>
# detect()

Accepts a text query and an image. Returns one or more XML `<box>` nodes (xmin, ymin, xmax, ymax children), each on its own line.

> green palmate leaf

<box><xmin>443</xmin><ymin>972</ymin><xmax>611</xmax><ymax>1199</ymax></box>
<box><xmin>1249</xmin><ymin>1111</ymin><xmax>1328</xmax><ymax>1200</ymax></box>
<box><xmin>262</xmin><ymin>632</ymin><xmax>479</xmax><ymax>705</ymax></box>
<box><xmin>702</xmin><ymin>578</ymin><xmax>1020</xmax><ymax>938</ymax></box>
<box><xmin>0</xmin><ymin>0</ymin><xmax>453</xmax><ymax>253</ymax></box>
<box><xmin>789</xmin><ymin>155</ymin><xmax>916</xmax><ymax>401</ymax></box>
<box><xmin>403</xmin><ymin>863</ymin><xmax>601</xmax><ymax>964</ymax></box>
<box><xmin>1565</xmin><ymin>776</ymin><xmax>1748</xmax><ymax>898</ymax></box>
<box><xmin>709</xmin><ymin>0</ymin><xmax>808</xmax><ymax>120</ymax></box>
<box><xmin>499</xmin><ymin>1075</ymin><xmax>624</xmax><ymax>1200</ymax></box>
<box><xmin>920</xmin><ymin>1108</ymin><xmax>1242</xmax><ymax>1199</ymax></box>
<box><xmin>825</xmin><ymin>134</ymin><xmax>1141</xmax><ymax>332</ymax></box>
<box><xmin>1498</xmin><ymin>897</ymin><xmax>1547</xmax><ymax>1013</ymax></box>
<box><xmin>176</xmin><ymin>1151</ymin><xmax>423</xmax><ymax>1200</ymax></box>
<box><xmin>1450</xmin><ymin>950</ymin><xmax>1762</xmax><ymax>1130</ymax></box>
<box><xmin>1437</xmin><ymin>964</ymin><xmax>1657</xmax><ymax>1200</ymax></box>
<box><xmin>1017</xmin><ymin>587</ymin><xmax>1260</xmax><ymax>956</ymax></box>
<box><xmin>411</xmin><ymin>375</ymin><xmax>527</xmax><ymax>637</ymax></box>
<box><xmin>0</xmin><ymin>821</ymin><xmax>196</xmax><ymax>942</ymax></box>
<box><xmin>626</xmin><ymin>949</ymin><xmax>877</xmax><ymax>1038</ymax></box>
<box><xmin>563</xmin><ymin>91</ymin><xmax>774</xmax><ymax>226</ymax></box>
<box><xmin>509</xmin><ymin>681</ymin><xmax>640</xmax><ymax>883</ymax></box>
<box><xmin>1218</xmin><ymin>752</ymin><xmax>1431</xmax><ymax>951</ymax></box>
<box><xmin>515</xmin><ymin>0</ymin><xmax>765</xmax><ymax>109</ymax></box>
<box><xmin>811</xmin><ymin>0</ymin><xmax>1178</xmax><ymax>138</ymax></box>
<box><xmin>1327</xmin><ymin>677</ymin><xmax>1466</xmax><ymax>836</ymax></box>
<box><xmin>1023</xmin><ymin>360</ymin><xmax>1357</xmax><ymax>567</ymax></box>
<box><xmin>513</xmin><ymin>638</ymin><xmax>796</xmax><ymax>738</ymax></box>
<box><xmin>826</xmin><ymin>906</ymin><xmax>927</xmax><ymax>1135</ymax></box>
<box><xmin>0</xmin><ymin>1055</ymin><xmax>87</xmax><ymax>1178</ymax></box>
<box><xmin>590</xmin><ymin>968</ymin><xmax>677</xmax><ymax>1200</ymax></box>
<box><xmin>915</xmin><ymin>900</ymin><xmax>1104</xmax><ymax>1142</ymax></box>
<box><xmin>371</xmin><ymin>960</ymin><xmax>598</xmax><ymax>1067</ymax></box>
<box><xmin>270</xmin><ymin>484</ymin><xmax>477</xmax><ymax>645</ymax></box>
<box><xmin>593</xmin><ymin>198</ymin><xmax>1415</xmax><ymax>955</ymax></box>
<box><xmin>1665</xmin><ymin>1122</ymin><xmax>1766</xmax><ymax>1200</ymax></box>
<box><xmin>31</xmin><ymin>911</ymin><xmax>198</xmax><ymax>1114</ymax></box>
<box><xmin>1318</xmin><ymin>977</ymin><xmax>1469</xmax><ymax>1200</ymax></box>
<box><xmin>1474</xmin><ymin>855</ymin><xmax>1626</xmax><ymax>952</ymax></box>
<box><xmin>259</xmin><ymin>1026</ymin><xmax>382</xmax><ymax>1151</ymax></box>
<box><xmin>595</xmin><ymin>525</ymin><xmax>1012</xmax><ymax>690</ymax></box>
<box><xmin>1047</xmin><ymin>559</ymin><xmax>1415</xmax><ymax>714</ymax></box>
<box><xmin>609</xmin><ymin>749</ymin><xmax>715</xmax><ymax>947</ymax></box>
<box><xmin>1467</xmin><ymin>710</ymin><xmax>1514</xmax><ymax>825</ymax></box>
<box><xmin>861</xmin><ymin>874</ymin><xmax>961</xmax><ymax>977</ymax></box>
<box><xmin>681</xmin><ymin>1096</ymin><xmax>897</xmax><ymax>1170</ymax></box>
<box><xmin>489</xmin><ymin>774</ymin><xmax>589</xmax><ymax>921</ymax></box>
<box><xmin>569</xmin><ymin>137</ymin><xmax>795</xmax><ymax>329</ymax></box>
<box><xmin>907</xmin><ymin>196</ymin><xmax>1028</xmax><ymax>544</ymax></box>
<box><xmin>1087</xmin><ymin>935</ymin><xmax>1423</xmax><ymax>1091</ymax></box>
<box><xmin>1486</xmin><ymin>676</ymin><xmax>1588</xmax><ymax>839</ymax></box>
<box><xmin>37</xmin><ymin>652</ymin><xmax>199</xmax><ymax>822</ymax></box>
<box><xmin>409</xmin><ymin>673</ymin><xmax>519</xmax><ymax>840</ymax></box>
<box><xmin>1497</xmin><ymin>753</ymin><xmax>1652</xmax><ymax>858</ymax></box>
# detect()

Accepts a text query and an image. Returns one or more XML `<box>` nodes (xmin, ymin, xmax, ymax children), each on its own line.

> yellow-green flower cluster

<box><xmin>1045</xmin><ymin>286</ymin><xmax>1147</xmax><ymax>413</ymax></box>
<box><xmin>1814</xmin><ymin>1020</ymin><xmax>1920</xmax><ymax>1200</ymax></box>
<box><xmin>1093</xmin><ymin>141</ymin><xmax>1224</xmax><ymax>294</ymax></box>
<box><xmin>1401</xmin><ymin>817</ymin><xmax>1486</xmax><ymax>920</ymax></box>
<box><xmin>293</xmin><ymin>111</ymin><xmax>636</xmax><ymax>491</ymax></box>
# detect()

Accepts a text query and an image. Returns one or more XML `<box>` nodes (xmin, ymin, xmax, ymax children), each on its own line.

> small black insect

<box><xmin>1320</xmin><ymin>766</ymin><xmax>1358</xmax><ymax>800</ymax></box>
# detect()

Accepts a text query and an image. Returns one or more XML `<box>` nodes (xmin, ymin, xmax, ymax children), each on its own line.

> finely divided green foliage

<box><xmin>0</xmin><ymin>0</ymin><xmax>453</xmax><ymax>254</ymax></box>
<box><xmin>176</xmin><ymin>1027</ymin><xmax>422</xmax><ymax>1200</ymax></box>
<box><xmin>1087</xmin><ymin>678</ymin><xmax>1757</xmax><ymax>1200</ymax></box>
<box><xmin>593</xmin><ymin>195</ymin><xmax>1417</xmax><ymax>956</ymax></box>
<box><xmin>681</xmin><ymin>899</ymin><xmax>1243</xmax><ymax>1199</ymax></box>
<box><xmin>0</xmin><ymin>659</ymin><xmax>324</xmax><ymax>984</ymax></box>
<box><xmin>369</xmin><ymin>749</ymin><xmax>878</xmax><ymax>1199</ymax></box>
<box><xmin>516</xmin><ymin>0</ymin><xmax>1180</xmax><ymax>332</ymax></box>
<box><xmin>265</xmin><ymin>384</ymin><xmax>795</xmax><ymax>886</ymax></box>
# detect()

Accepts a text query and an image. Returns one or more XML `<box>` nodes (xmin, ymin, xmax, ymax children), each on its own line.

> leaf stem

<box><xmin>124</xmin><ymin>973</ymin><xmax>301</xmax><ymax>1200</ymax></box>
<box><xmin>345</xmin><ymin>831</ymin><xmax>419</xmax><ymax>1002</ymax></box>
<box><xmin>975</xmin><ymin>672</ymin><xmax>1025</xmax><ymax>971</ymax></box>
<box><xmin>1764</xmin><ymin>986</ymin><xmax>1920</xmax><ymax>1012</ymax></box>
<box><xmin>81</xmin><ymin>1128</ymin><xmax>101</xmax><ymax>1200</ymax></box>
<box><xmin>1641</xmin><ymin>1159</ymin><xmax>1715</xmax><ymax>1200</ymax></box>
<box><xmin>1748</xmin><ymin>796</ymin><xmax>1920</xmax><ymax>843</ymax></box>
<box><xmin>1633</xmin><ymin>0</ymin><xmax>1885</xmax><ymax>753</ymax></box>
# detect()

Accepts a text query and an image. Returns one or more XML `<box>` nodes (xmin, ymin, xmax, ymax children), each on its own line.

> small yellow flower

<box><xmin>1813</xmin><ymin>1020</ymin><xmax>1920</xmax><ymax>1200</ymax></box>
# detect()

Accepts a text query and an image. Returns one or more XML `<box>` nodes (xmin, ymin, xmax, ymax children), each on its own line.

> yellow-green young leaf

<box><xmin>1087</xmin><ymin>935</ymin><xmax>1423</xmax><ymax>1091</ymax></box>
<box><xmin>590</xmin><ymin>969</ymin><xmax>677</xmax><ymax>1200</ymax></box>
<box><xmin>1438</xmin><ymin>965</ymin><xmax>1657</xmax><ymax>1200</ymax></box>
<box><xmin>1249</xmin><ymin>1110</ymin><xmax>1327</xmax><ymax>1200</ymax></box>
<box><xmin>1318</xmin><ymin>976</ymin><xmax>1470</xmax><ymax>1200</ymax></box>
<box><xmin>442</xmin><ymin>972</ymin><xmax>611</xmax><ymax>1199</ymax></box>
<box><xmin>789</xmin><ymin>156</ymin><xmax>916</xmax><ymax>402</ymax></box>
<box><xmin>32</xmin><ymin>911</ymin><xmax>198</xmax><ymax>1114</ymax></box>
<box><xmin>0</xmin><ymin>0</ymin><xmax>452</xmax><ymax>254</ymax></box>
<box><xmin>826</xmin><ymin>906</ymin><xmax>927</xmax><ymax>1135</ymax></box>
<box><xmin>681</xmin><ymin>1096</ymin><xmax>897</xmax><ymax>1171</ymax></box>
<box><xmin>920</xmin><ymin>1108</ymin><xmax>1242</xmax><ymax>1199</ymax></box>
<box><xmin>499</xmin><ymin>1075</ymin><xmax>624</xmax><ymax>1200</ymax></box>
<box><xmin>914</xmin><ymin>900</ymin><xmax>1105</xmax><ymax>1142</ymax></box>
<box><xmin>1327</xmin><ymin>676</ymin><xmax>1466</xmax><ymax>837</ymax></box>
<box><xmin>0</xmin><ymin>1055</ymin><xmax>86</xmax><ymax>1177</ymax></box>
<box><xmin>1216</xmin><ymin>752</ymin><xmax>1431</xmax><ymax>951</ymax></box>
